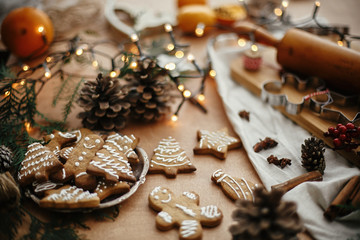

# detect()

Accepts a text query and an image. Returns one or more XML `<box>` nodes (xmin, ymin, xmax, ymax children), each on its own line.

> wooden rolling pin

<box><xmin>234</xmin><ymin>22</ymin><xmax>360</xmax><ymax>94</ymax></box>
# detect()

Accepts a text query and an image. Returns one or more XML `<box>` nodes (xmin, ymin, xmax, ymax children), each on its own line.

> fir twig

<box><xmin>53</xmin><ymin>74</ymin><xmax>72</xmax><ymax>107</ymax></box>
<box><xmin>62</xmin><ymin>78</ymin><xmax>84</xmax><ymax>123</ymax></box>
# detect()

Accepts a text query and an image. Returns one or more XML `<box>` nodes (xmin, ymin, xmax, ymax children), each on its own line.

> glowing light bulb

<box><xmin>315</xmin><ymin>1</ymin><xmax>321</xmax><ymax>7</ymax></box>
<box><xmin>4</xmin><ymin>91</ymin><xmax>10</xmax><ymax>97</ymax></box>
<box><xmin>337</xmin><ymin>40</ymin><xmax>344</xmax><ymax>47</ymax></box>
<box><xmin>171</xmin><ymin>114</ymin><xmax>178</xmax><ymax>122</ymax></box>
<box><xmin>209</xmin><ymin>69</ymin><xmax>216</xmax><ymax>77</ymax></box>
<box><xmin>22</xmin><ymin>64</ymin><xmax>29</xmax><ymax>71</ymax></box>
<box><xmin>197</xmin><ymin>94</ymin><xmax>205</xmax><ymax>102</ymax></box>
<box><xmin>167</xmin><ymin>43</ymin><xmax>175</xmax><ymax>51</ymax></box>
<box><xmin>282</xmin><ymin>0</ymin><xmax>289</xmax><ymax>8</ymax></box>
<box><xmin>20</xmin><ymin>79</ymin><xmax>26</xmax><ymax>85</ymax></box>
<box><xmin>178</xmin><ymin>84</ymin><xmax>185</xmax><ymax>91</ymax></box>
<box><xmin>44</xmin><ymin>71</ymin><xmax>51</xmax><ymax>78</ymax></box>
<box><xmin>165</xmin><ymin>62</ymin><xmax>176</xmax><ymax>71</ymax></box>
<box><xmin>130</xmin><ymin>61</ymin><xmax>138</xmax><ymax>69</ymax></box>
<box><xmin>131</xmin><ymin>33</ymin><xmax>139</xmax><ymax>42</ymax></box>
<box><xmin>24</xmin><ymin>121</ymin><xmax>31</xmax><ymax>132</ymax></box>
<box><xmin>12</xmin><ymin>83</ymin><xmax>19</xmax><ymax>89</ymax></box>
<box><xmin>38</xmin><ymin>26</ymin><xmax>44</xmax><ymax>33</ymax></box>
<box><xmin>110</xmin><ymin>70</ymin><xmax>117</xmax><ymax>78</ymax></box>
<box><xmin>195</xmin><ymin>23</ymin><xmax>205</xmax><ymax>37</ymax></box>
<box><xmin>175</xmin><ymin>50</ymin><xmax>184</xmax><ymax>59</ymax></box>
<box><xmin>183</xmin><ymin>89</ymin><xmax>191</xmax><ymax>98</ymax></box>
<box><xmin>76</xmin><ymin>48</ymin><xmax>84</xmax><ymax>56</ymax></box>
<box><xmin>251</xmin><ymin>44</ymin><xmax>258</xmax><ymax>52</ymax></box>
<box><xmin>238</xmin><ymin>38</ymin><xmax>246</xmax><ymax>47</ymax></box>
<box><xmin>274</xmin><ymin>8</ymin><xmax>283</xmax><ymax>16</ymax></box>
<box><xmin>187</xmin><ymin>54</ymin><xmax>195</xmax><ymax>62</ymax></box>
<box><xmin>46</xmin><ymin>56</ymin><xmax>52</xmax><ymax>63</ymax></box>
<box><xmin>92</xmin><ymin>60</ymin><xmax>99</xmax><ymax>68</ymax></box>
<box><xmin>164</xmin><ymin>23</ymin><xmax>173</xmax><ymax>32</ymax></box>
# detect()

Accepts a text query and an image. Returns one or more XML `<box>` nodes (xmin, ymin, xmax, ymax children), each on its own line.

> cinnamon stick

<box><xmin>271</xmin><ymin>170</ymin><xmax>323</xmax><ymax>193</ymax></box>
<box><xmin>324</xmin><ymin>175</ymin><xmax>360</xmax><ymax>221</ymax></box>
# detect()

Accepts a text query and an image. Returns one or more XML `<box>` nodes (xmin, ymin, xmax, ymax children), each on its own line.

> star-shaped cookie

<box><xmin>193</xmin><ymin>128</ymin><xmax>242</xmax><ymax>159</ymax></box>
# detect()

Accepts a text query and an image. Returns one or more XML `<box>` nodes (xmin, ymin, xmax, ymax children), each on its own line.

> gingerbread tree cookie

<box><xmin>39</xmin><ymin>185</ymin><xmax>100</xmax><ymax>209</ymax></box>
<box><xmin>18</xmin><ymin>143</ymin><xmax>63</xmax><ymax>186</ymax></box>
<box><xmin>193</xmin><ymin>128</ymin><xmax>242</xmax><ymax>159</ymax></box>
<box><xmin>105</xmin><ymin>133</ymin><xmax>140</xmax><ymax>164</ymax></box>
<box><xmin>149</xmin><ymin>137</ymin><xmax>196</xmax><ymax>178</ymax></box>
<box><xmin>211</xmin><ymin>169</ymin><xmax>258</xmax><ymax>201</ymax></box>
<box><xmin>51</xmin><ymin>134</ymin><xmax>104</xmax><ymax>190</ymax></box>
<box><xmin>94</xmin><ymin>179</ymin><xmax>130</xmax><ymax>201</ymax></box>
<box><xmin>87</xmin><ymin>134</ymin><xmax>136</xmax><ymax>183</ymax></box>
<box><xmin>149</xmin><ymin>186</ymin><xmax>223</xmax><ymax>240</ymax></box>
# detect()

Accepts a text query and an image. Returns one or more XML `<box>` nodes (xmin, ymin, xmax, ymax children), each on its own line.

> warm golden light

<box><xmin>165</xmin><ymin>62</ymin><xmax>176</xmax><ymax>71</ymax></box>
<box><xmin>195</xmin><ymin>28</ymin><xmax>204</xmax><ymax>37</ymax></box>
<box><xmin>282</xmin><ymin>0</ymin><xmax>289</xmax><ymax>8</ymax></box>
<box><xmin>251</xmin><ymin>44</ymin><xmax>258</xmax><ymax>52</ymax></box>
<box><xmin>44</xmin><ymin>71</ymin><xmax>51</xmax><ymax>78</ymax></box>
<box><xmin>20</xmin><ymin>79</ymin><xmax>26</xmax><ymax>85</ymax></box>
<box><xmin>337</xmin><ymin>40</ymin><xmax>344</xmax><ymax>47</ymax></box>
<box><xmin>167</xmin><ymin>43</ymin><xmax>175</xmax><ymax>51</ymax></box>
<box><xmin>175</xmin><ymin>50</ymin><xmax>184</xmax><ymax>58</ymax></box>
<box><xmin>274</xmin><ymin>8</ymin><xmax>283</xmax><ymax>16</ymax></box>
<box><xmin>178</xmin><ymin>84</ymin><xmax>185</xmax><ymax>91</ymax></box>
<box><xmin>12</xmin><ymin>83</ymin><xmax>19</xmax><ymax>89</ymax></box>
<box><xmin>187</xmin><ymin>54</ymin><xmax>195</xmax><ymax>62</ymax></box>
<box><xmin>209</xmin><ymin>69</ymin><xmax>216</xmax><ymax>77</ymax></box>
<box><xmin>130</xmin><ymin>61</ymin><xmax>138</xmax><ymax>69</ymax></box>
<box><xmin>183</xmin><ymin>89</ymin><xmax>192</xmax><ymax>98</ymax></box>
<box><xmin>164</xmin><ymin>23</ymin><xmax>173</xmax><ymax>32</ymax></box>
<box><xmin>238</xmin><ymin>38</ymin><xmax>246</xmax><ymax>47</ymax></box>
<box><xmin>24</xmin><ymin>121</ymin><xmax>31</xmax><ymax>132</ymax></box>
<box><xmin>92</xmin><ymin>60</ymin><xmax>99</xmax><ymax>68</ymax></box>
<box><xmin>75</xmin><ymin>48</ymin><xmax>84</xmax><ymax>56</ymax></box>
<box><xmin>197</xmin><ymin>94</ymin><xmax>205</xmax><ymax>102</ymax></box>
<box><xmin>38</xmin><ymin>25</ymin><xmax>44</xmax><ymax>33</ymax></box>
<box><xmin>22</xmin><ymin>64</ymin><xmax>29</xmax><ymax>71</ymax></box>
<box><xmin>131</xmin><ymin>33</ymin><xmax>139</xmax><ymax>42</ymax></box>
<box><xmin>4</xmin><ymin>91</ymin><xmax>10</xmax><ymax>97</ymax></box>
<box><xmin>315</xmin><ymin>1</ymin><xmax>321</xmax><ymax>7</ymax></box>
<box><xmin>46</xmin><ymin>56</ymin><xmax>52</xmax><ymax>63</ymax></box>
<box><xmin>171</xmin><ymin>114</ymin><xmax>178</xmax><ymax>122</ymax></box>
<box><xmin>110</xmin><ymin>70</ymin><xmax>117</xmax><ymax>78</ymax></box>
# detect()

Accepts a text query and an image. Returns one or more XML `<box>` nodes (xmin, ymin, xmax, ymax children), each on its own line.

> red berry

<box><xmin>357</xmin><ymin>127</ymin><xmax>360</xmax><ymax>134</ymax></box>
<box><xmin>333</xmin><ymin>138</ymin><xmax>342</xmax><ymax>147</ymax></box>
<box><xmin>337</xmin><ymin>123</ymin><xmax>343</xmax><ymax>129</ymax></box>
<box><xmin>338</xmin><ymin>125</ymin><xmax>347</xmax><ymax>134</ymax></box>
<box><xmin>333</xmin><ymin>129</ymin><xmax>340</xmax><ymax>137</ymax></box>
<box><xmin>339</xmin><ymin>134</ymin><xmax>347</xmax><ymax>141</ymax></box>
<box><xmin>328</xmin><ymin>127</ymin><xmax>335</xmax><ymax>134</ymax></box>
<box><xmin>346</xmin><ymin>123</ymin><xmax>355</xmax><ymax>129</ymax></box>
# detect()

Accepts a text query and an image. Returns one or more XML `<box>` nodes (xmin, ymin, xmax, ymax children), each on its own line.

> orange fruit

<box><xmin>177</xmin><ymin>5</ymin><xmax>216</xmax><ymax>34</ymax></box>
<box><xmin>177</xmin><ymin>0</ymin><xmax>207</xmax><ymax>8</ymax></box>
<box><xmin>1</xmin><ymin>7</ymin><xmax>54</xmax><ymax>60</ymax></box>
<box><xmin>214</xmin><ymin>4</ymin><xmax>247</xmax><ymax>26</ymax></box>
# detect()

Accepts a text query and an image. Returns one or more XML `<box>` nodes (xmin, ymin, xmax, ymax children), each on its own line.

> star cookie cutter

<box><xmin>320</xmin><ymin>91</ymin><xmax>360</xmax><ymax>125</ymax></box>
<box><xmin>261</xmin><ymin>73</ymin><xmax>331</xmax><ymax>115</ymax></box>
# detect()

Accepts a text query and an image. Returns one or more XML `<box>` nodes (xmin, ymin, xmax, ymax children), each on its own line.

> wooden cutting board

<box><xmin>230</xmin><ymin>47</ymin><xmax>360</xmax><ymax>168</ymax></box>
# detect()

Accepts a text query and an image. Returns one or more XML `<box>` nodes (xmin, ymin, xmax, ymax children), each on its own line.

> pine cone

<box><xmin>301</xmin><ymin>137</ymin><xmax>326</xmax><ymax>175</ymax></box>
<box><xmin>230</xmin><ymin>187</ymin><xmax>303</xmax><ymax>240</ymax></box>
<box><xmin>0</xmin><ymin>145</ymin><xmax>13</xmax><ymax>173</ymax></box>
<box><xmin>77</xmin><ymin>73</ymin><xmax>131</xmax><ymax>131</ymax></box>
<box><xmin>125</xmin><ymin>58</ymin><xmax>175</xmax><ymax>121</ymax></box>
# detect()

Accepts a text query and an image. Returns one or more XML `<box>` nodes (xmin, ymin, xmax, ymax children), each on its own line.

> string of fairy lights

<box><xmin>1</xmin><ymin>23</ymin><xmax>212</xmax><ymax>131</ymax></box>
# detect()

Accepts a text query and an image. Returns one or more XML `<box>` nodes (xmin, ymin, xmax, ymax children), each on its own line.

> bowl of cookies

<box><xmin>20</xmin><ymin>128</ymin><xmax>149</xmax><ymax>212</ymax></box>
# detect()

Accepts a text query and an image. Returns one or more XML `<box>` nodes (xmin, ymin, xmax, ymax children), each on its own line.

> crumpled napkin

<box><xmin>207</xmin><ymin>35</ymin><xmax>360</xmax><ymax>240</ymax></box>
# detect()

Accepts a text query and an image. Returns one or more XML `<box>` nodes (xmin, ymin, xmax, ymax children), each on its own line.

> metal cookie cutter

<box><xmin>320</xmin><ymin>91</ymin><xmax>360</xmax><ymax>126</ymax></box>
<box><xmin>261</xmin><ymin>73</ymin><xmax>331</xmax><ymax>115</ymax></box>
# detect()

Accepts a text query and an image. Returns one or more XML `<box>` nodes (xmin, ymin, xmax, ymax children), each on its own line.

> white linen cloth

<box><xmin>207</xmin><ymin>35</ymin><xmax>360</xmax><ymax>240</ymax></box>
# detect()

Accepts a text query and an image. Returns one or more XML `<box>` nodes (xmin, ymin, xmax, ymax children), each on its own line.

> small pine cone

<box><xmin>301</xmin><ymin>137</ymin><xmax>326</xmax><ymax>175</ymax></box>
<box><xmin>0</xmin><ymin>145</ymin><xmax>13</xmax><ymax>173</ymax></box>
<box><xmin>77</xmin><ymin>73</ymin><xmax>131</xmax><ymax>131</ymax></box>
<box><xmin>125</xmin><ymin>58</ymin><xmax>175</xmax><ymax>122</ymax></box>
<box><xmin>230</xmin><ymin>187</ymin><xmax>303</xmax><ymax>240</ymax></box>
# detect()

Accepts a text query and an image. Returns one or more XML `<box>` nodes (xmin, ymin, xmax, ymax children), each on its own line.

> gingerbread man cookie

<box><xmin>39</xmin><ymin>185</ymin><xmax>100</xmax><ymax>209</ymax></box>
<box><xmin>211</xmin><ymin>169</ymin><xmax>258</xmax><ymax>201</ymax></box>
<box><xmin>51</xmin><ymin>134</ymin><xmax>104</xmax><ymax>190</ymax></box>
<box><xmin>18</xmin><ymin>143</ymin><xmax>64</xmax><ymax>186</ymax></box>
<box><xmin>149</xmin><ymin>137</ymin><xmax>196</xmax><ymax>178</ymax></box>
<box><xmin>193</xmin><ymin>128</ymin><xmax>242</xmax><ymax>159</ymax></box>
<box><xmin>87</xmin><ymin>134</ymin><xmax>136</xmax><ymax>183</ymax></box>
<box><xmin>149</xmin><ymin>186</ymin><xmax>223</xmax><ymax>240</ymax></box>
<box><xmin>43</xmin><ymin>130</ymin><xmax>77</xmax><ymax>158</ymax></box>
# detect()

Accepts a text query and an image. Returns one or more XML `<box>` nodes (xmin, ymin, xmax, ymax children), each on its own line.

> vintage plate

<box><xmin>25</xmin><ymin>147</ymin><xmax>149</xmax><ymax>212</ymax></box>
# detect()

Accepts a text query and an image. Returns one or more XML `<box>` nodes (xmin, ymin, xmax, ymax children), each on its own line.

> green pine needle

<box><xmin>62</xmin><ymin>78</ymin><xmax>84</xmax><ymax>123</ymax></box>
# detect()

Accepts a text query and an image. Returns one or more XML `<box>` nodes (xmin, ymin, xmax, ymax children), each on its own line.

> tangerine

<box><xmin>1</xmin><ymin>7</ymin><xmax>54</xmax><ymax>60</ymax></box>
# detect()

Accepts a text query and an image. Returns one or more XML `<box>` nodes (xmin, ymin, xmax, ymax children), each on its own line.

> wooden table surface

<box><xmin>9</xmin><ymin>0</ymin><xmax>360</xmax><ymax>239</ymax></box>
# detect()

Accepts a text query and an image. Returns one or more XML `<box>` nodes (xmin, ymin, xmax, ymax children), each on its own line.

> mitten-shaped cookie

<box><xmin>18</xmin><ymin>143</ymin><xmax>63</xmax><ymax>186</ymax></box>
<box><xmin>51</xmin><ymin>134</ymin><xmax>104</xmax><ymax>190</ymax></box>
<box><xmin>87</xmin><ymin>134</ymin><xmax>136</xmax><ymax>183</ymax></box>
<box><xmin>43</xmin><ymin>130</ymin><xmax>77</xmax><ymax>158</ymax></box>
<box><xmin>149</xmin><ymin>186</ymin><xmax>223</xmax><ymax>240</ymax></box>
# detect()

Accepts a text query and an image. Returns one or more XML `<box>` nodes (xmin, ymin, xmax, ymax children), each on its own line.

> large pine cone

<box><xmin>301</xmin><ymin>137</ymin><xmax>326</xmax><ymax>175</ymax></box>
<box><xmin>229</xmin><ymin>187</ymin><xmax>303</xmax><ymax>240</ymax></box>
<box><xmin>125</xmin><ymin>58</ymin><xmax>175</xmax><ymax>121</ymax></box>
<box><xmin>77</xmin><ymin>73</ymin><xmax>131</xmax><ymax>130</ymax></box>
<box><xmin>0</xmin><ymin>145</ymin><xmax>13</xmax><ymax>173</ymax></box>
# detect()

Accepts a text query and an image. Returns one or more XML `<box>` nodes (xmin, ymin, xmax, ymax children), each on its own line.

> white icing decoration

<box><xmin>62</xmin><ymin>168</ymin><xmax>66</xmax><ymax>179</ymax></box>
<box><xmin>50</xmin><ymin>134</ymin><xmax>55</xmax><ymax>139</ymax></box>
<box><xmin>33</xmin><ymin>180</ymin><xmax>62</xmax><ymax>192</ymax></box>
<box><xmin>82</xmin><ymin>152</ymin><xmax>87</xmax><ymax>155</ymax></box>
<box><xmin>46</xmin><ymin>186</ymin><xmax>97</xmax><ymax>202</ymax></box>
<box><xmin>175</xmin><ymin>204</ymin><xmax>196</xmax><ymax>217</ymax></box>
<box><xmin>151</xmin><ymin>186</ymin><xmax>162</xmax><ymax>196</ymax></box>
<box><xmin>62</xmin><ymin>147</ymin><xmax>74</xmax><ymax>159</ymax></box>
<box><xmin>158</xmin><ymin>211</ymin><xmax>172</xmax><ymax>223</ymax></box>
<box><xmin>200</xmin><ymin>205</ymin><xmax>221</xmax><ymax>218</ymax></box>
<box><xmin>85</xmin><ymin>137</ymin><xmax>90</xmax><ymax>141</ymax></box>
<box><xmin>183</xmin><ymin>192</ymin><xmax>197</xmax><ymax>200</ymax></box>
<box><xmin>75</xmin><ymin>162</ymin><xmax>80</xmax><ymax>167</ymax></box>
<box><xmin>152</xmin><ymin>137</ymin><xmax>191</xmax><ymax>167</ymax></box>
<box><xmin>198</xmin><ymin>129</ymin><xmax>238</xmax><ymax>152</ymax></box>
<box><xmin>180</xmin><ymin>220</ymin><xmax>198</xmax><ymax>238</ymax></box>
<box><xmin>154</xmin><ymin>196</ymin><xmax>159</xmax><ymax>200</ymax></box>
<box><xmin>58</xmin><ymin>132</ymin><xmax>76</xmax><ymax>139</ymax></box>
<box><xmin>78</xmin><ymin>156</ymin><xmax>84</xmax><ymax>161</ymax></box>
<box><xmin>76</xmin><ymin>172</ymin><xmax>87</xmax><ymax>178</ymax></box>
<box><xmin>106</xmin><ymin>134</ymin><xmax>138</xmax><ymax>158</ymax></box>
<box><xmin>95</xmin><ymin>139</ymin><xmax>101</xmax><ymax>144</ymax></box>
<box><xmin>161</xmin><ymin>194</ymin><xmax>172</xmax><ymax>203</ymax></box>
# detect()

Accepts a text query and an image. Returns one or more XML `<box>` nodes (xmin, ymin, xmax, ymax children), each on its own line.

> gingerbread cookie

<box><xmin>149</xmin><ymin>186</ymin><xmax>223</xmax><ymax>240</ymax></box>
<box><xmin>211</xmin><ymin>169</ymin><xmax>258</xmax><ymax>201</ymax></box>
<box><xmin>51</xmin><ymin>134</ymin><xmax>104</xmax><ymax>190</ymax></box>
<box><xmin>104</xmin><ymin>133</ymin><xmax>140</xmax><ymax>164</ymax></box>
<box><xmin>18</xmin><ymin>143</ymin><xmax>64</xmax><ymax>186</ymax></box>
<box><xmin>87</xmin><ymin>134</ymin><xmax>136</xmax><ymax>183</ymax></box>
<box><xmin>32</xmin><ymin>180</ymin><xmax>63</xmax><ymax>197</ymax></box>
<box><xmin>193</xmin><ymin>128</ymin><xmax>242</xmax><ymax>159</ymax></box>
<box><xmin>39</xmin><ymin>185</ymin><xmax>100</xmax><ymax>209</ymax></box>
<box><xmin>149</xmin><ymin>137</ymin><xmax>196</xmax><ymax>178</ymax></box>
<box><xmin>94</xmin><ymin>179</ymin><xmax>130</xmax><ymax>201</ymax></box>
<box><xmin>44</xmin><ymin>130</ymin><xmax>77</xmax><ymax>158</ymax></box>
